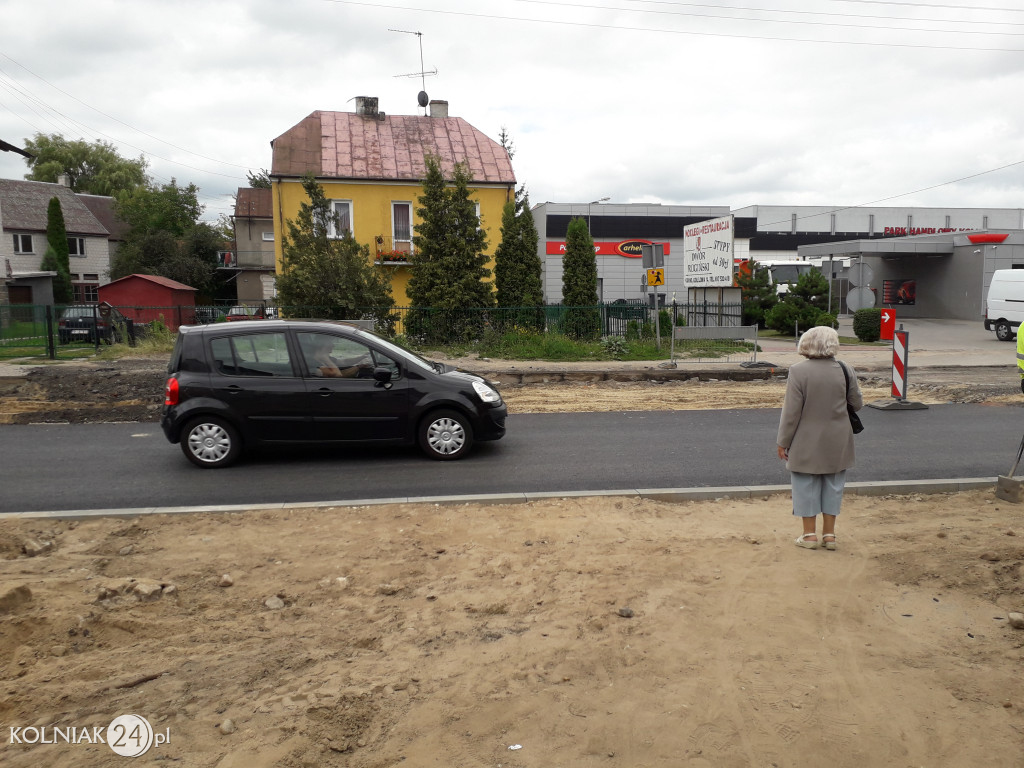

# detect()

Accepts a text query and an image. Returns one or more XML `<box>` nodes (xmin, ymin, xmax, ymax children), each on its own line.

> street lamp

<box><xmin>588</xmin><ymin>196</ymin><xmax>610</xmax><ymax>233</ymax></box>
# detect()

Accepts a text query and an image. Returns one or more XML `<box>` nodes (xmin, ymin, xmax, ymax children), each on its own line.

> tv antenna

<box><xmin>389</xmin><ymin>29</ymin><xmax>436</xmax><ymax>114</ymax></box>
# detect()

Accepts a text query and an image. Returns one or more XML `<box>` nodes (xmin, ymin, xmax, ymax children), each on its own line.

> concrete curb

<box><xmin>2</xmin><ymin>478</ymin><xmax>998</xmax><ymax>520</ymax></box>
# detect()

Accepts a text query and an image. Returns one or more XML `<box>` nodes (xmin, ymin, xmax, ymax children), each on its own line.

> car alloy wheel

<box><xmin>182</xmin><ymin>416</ymin><xmax>241</xmax><ymax>468</ymax></box>
<box><xmin>420</xmin><ymin>409</ymin><xmax>473</xmax><ymax>460</ymax></box>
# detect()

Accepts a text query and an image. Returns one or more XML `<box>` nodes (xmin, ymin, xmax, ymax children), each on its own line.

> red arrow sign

<box><xmin>880</xmin><ymin>309</ymin><xmax>896</xmax><ymax>340</ymax></box>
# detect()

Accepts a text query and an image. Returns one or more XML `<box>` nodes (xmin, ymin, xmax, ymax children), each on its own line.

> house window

<box><xmin>68</xmin><ymin>237</ymin><xmax>86</xmax><ymax>257</ymax></box>
<box><xmin>74</xmin><ymin>282</ymin><xmax>99</xmax><ymax>303</ymax></box>
<box><xmin>327</xmin><ymin>200</ymin><xmax>352</xmax><ymax>238</ymax></box>
<box><xmin>392</xmin><ymin>202</ymin><xmax>412</xmax><ymax>250</ymax></box>
<box><xmin>13</xmin><ymin>234</ymin><xmax>32</xmax><ymax>254</ymax></box>
<box><xmin>261</xmin><ymin>231</ymin><xmax>274</xmax><ymax>242</ymax></box>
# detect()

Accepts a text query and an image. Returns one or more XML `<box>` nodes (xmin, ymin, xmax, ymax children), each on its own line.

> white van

<box><xmin>984</xmin><ymin>269</ymin><xmax>1024</xmax><ymax>341</ymax></box>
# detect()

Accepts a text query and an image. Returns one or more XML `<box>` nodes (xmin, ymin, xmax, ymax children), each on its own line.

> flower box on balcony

<box><xmin>376</xmin><ymin>249</ymin><xmax>411</xmax><ymax>265</ymax></box>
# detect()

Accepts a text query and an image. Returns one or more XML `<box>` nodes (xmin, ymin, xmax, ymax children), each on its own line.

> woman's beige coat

<box><xmin>777</xmin><ymin>357</ymin><xmax>864</xmax><ymax>474</ymax></box>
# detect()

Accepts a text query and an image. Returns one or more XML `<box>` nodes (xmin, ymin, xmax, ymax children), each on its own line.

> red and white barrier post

<box><xmin>891</xmin><ymin>327</ymin><xmax>909</xmax><ymax>401</ymax></box>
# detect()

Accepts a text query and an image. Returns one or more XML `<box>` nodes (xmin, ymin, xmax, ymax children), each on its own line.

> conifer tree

<box><xmin>494</xmin><ymin>187</ymin><xmax>543</xmax><ymax>329</ymax></box>
<box><xmin>735</xmin><ymin>259</ymin><xmax>778</xmax><ymax>328</ymax></box>
<box><xmin>561</xmin><ymin>217</ymin><xmax>600</xmax><ymax>339</ymax></box>
<box><xmin>44</xmin><ymin>197</ymin><xmax>73</xmax><ymax>304</ymax></box>
<box><xmin>407</xmin><ymin>156</ymin><xmax>493</xmax><ymax>341</ymax></box>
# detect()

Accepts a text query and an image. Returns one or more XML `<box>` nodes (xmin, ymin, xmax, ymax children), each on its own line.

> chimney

<box><xmin>355</xmin><ymin>96</ymin><xmax>379</xmax><ymax>117</ymax></box>
<box><xmin>57</xmin><ymin>174</ymin><xmax>71</xmax><ymax>187</ymax></box>
<box><xmin>429</xmin><ymin>100</ymin><xmax>449</xmax><ymax>118</ymax></box>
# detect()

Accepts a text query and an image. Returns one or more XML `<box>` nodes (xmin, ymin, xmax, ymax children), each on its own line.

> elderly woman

<box><xmin>776</xmin><ymin>325</ymin><xmax>863</xmax><ymax>551</ymax></box>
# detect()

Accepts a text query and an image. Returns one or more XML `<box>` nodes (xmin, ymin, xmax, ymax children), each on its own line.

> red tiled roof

<box><xmin>271</xmin><ymin>111</ymin><xmax>516</xmax><ymax>184</ymax></box>
<box><xmin>235</xmin><ymin>187</ymin><xmax>273</xmax><ymax>219</ymax></box>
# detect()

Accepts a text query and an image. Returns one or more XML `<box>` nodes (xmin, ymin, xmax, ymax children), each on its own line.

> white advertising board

<box><xmin>683</xmin><ymin>215</ymin><xmax>734</xmax><ymax>287</ymax></box>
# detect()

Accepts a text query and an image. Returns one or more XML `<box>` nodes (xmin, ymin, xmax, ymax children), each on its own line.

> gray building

<box><xmin>800</xmin><ymin>230</ymin><xmax>1024</xmax><ymax>321</ymax></box>
<box><xmin>535</xmin><ymin>201</ymin><xmax>1024</xmax><ymax>319</ymax></box>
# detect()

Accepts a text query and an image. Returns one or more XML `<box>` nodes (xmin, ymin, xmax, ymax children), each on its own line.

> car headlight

<box><xmin>472</xmin><ymin>380</ymin><xmax>501</xmax><ymax>404</ymax></box>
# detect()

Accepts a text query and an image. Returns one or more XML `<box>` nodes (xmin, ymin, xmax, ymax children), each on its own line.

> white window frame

<box><xmin>68</xmin><ymin>236</ymin><xmax>86</xmax><ymax>257</ymax></box>
<box><xmin>327</xmin><ymin>200</ymin><xmax>353</xmax><ymax>239</ymax></box>
<box><xmin>13</xmin><ymin>234</ymin><xmax>33</xmax><ymax>254</ymax></box>
<box><xmin>261</xmin><ymin>231</ymin><xmax>274</xmax><ymax>242</ymax></box>
<box><xmin>392</xmin><ymin>201</ymin><xmax>413</xmax><ymax>249</ymax></box>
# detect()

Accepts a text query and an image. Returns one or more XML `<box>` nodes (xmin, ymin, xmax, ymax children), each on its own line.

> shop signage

<box><xmin>545</xmin><ymin>240</ymin><xmax>672</xmax><ymax>257</ymax></box>
<box><xmin>682</xmin><ymin>215</ymin><xmax>734</xmax><ymax>287</ymax></box>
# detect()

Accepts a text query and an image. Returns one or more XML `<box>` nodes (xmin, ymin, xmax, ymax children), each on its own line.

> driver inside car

<box><xmin>308</xmin><ymin>337</ymin><xmax>370</xmax><ymax>378</ymax></box>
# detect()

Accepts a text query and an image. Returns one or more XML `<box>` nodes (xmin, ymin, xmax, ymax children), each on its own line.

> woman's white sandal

<box><xmin>822</xmin><ymin>534</ymin><xmax>837</xmax><ymax>551</ymax></box>
<box><xmin>795</xmin><ymin>533</ymin><xmax>819</xmax><ymax>550</ymax></box>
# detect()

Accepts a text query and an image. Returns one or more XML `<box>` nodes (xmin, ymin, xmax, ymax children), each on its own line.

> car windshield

<box><xmin>348</xmin><ymin>327</ymin><xmax>436</xmax><ymax>373</ymax></box>
<box><xmin>62</xmin><ymin>307</ymin><xmax>95</xmax><ymax>318</ymax></box>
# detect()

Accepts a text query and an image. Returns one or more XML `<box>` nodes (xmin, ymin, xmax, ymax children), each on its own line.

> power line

<box><xmin>323</xmin><ymin>0</ymin><xmax>1024</xmax><ymax>51</ymax></box>
<box><xmin>512</xmin><ymin>0</ymin><xmax>1024</xmax><ymax>35</ymax></box>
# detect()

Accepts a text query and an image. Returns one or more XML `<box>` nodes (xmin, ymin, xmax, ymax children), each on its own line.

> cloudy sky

<box><xmin>3</xmin><ymin>0</ymin><xmax>1024</xmax><ymax>223</ymax></box>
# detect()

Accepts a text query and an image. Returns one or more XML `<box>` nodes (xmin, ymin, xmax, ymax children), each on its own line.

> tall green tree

<box><xmin>46</xmin><ymin>196</ymin><xmax>70</xmax><ymax>274</ymax></box>
<box><xmin>110</xmin><ymin>180</ymin><xmax>227</xmax><ymax>299</ymax></box>
<box><xmin>494</xmin><ymin>187</ymin><xmax>543</xmax><ymax>328</ymax></box>
<box><xmin>40</xmin><ymin>246</ymin><xmax>73</xmax><ymax>305</ymax></box>
<box><xmin>735</xmin><ymin>259</ymin><xmax>778</xmax><ymax>328</ymax></box>
<box><xmin>276</xmin><ymin>174</ymin><xmax>395</xmax><ymax>328</ymax></box>
<box><xmin>23</xmin><ymin>134</ymin><xmax>149</xmax><ymax>196</ymax></box>
<box><xmin>407</xmin><ymin>155</ymin><xmax>492</xmax><ymax>341</ymax></box>
<box><xmin>561</xmin><ymin>217</ymin><xmax>600</xmax><ymax>339</ymax></box>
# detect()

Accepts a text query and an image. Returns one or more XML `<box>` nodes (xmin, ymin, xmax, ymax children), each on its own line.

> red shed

<box><xmin>98</xmin><ymin>274</ymin><xmax>197</xmax><ymax>331</ymax></box>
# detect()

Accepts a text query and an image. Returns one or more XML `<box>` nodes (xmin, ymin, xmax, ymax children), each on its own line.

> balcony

<box><xmin>374</xmin><ymin>235</ymin><xmax>412</xmax><ymax>266</ymax></box>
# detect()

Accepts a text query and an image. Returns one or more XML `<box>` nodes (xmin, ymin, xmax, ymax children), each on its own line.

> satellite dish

<box><xmin>417</xmin><ymin>91</ymin><xmax>429</xmax><ymax>108</ymax></box>
<box><xmin>846</xmin><ymin>287</ymin><xmax>875</xmax><ymax>312</ymax></box>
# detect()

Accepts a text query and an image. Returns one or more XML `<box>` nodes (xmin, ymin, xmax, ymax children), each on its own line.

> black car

<box><xmin>161</xmin><ymin>320</ymin><xmax>507</xmax><ymax>468</ymax></box>
<box><xmin>58</xmin><ymin>305</ymin><xmax>128</xmax><ymax>344</ymax></box>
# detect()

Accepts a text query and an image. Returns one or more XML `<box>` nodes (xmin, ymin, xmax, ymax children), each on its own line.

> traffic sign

<box><xmin>880</xmin><ymin>308</ymin><xmax>896</xmax><ymax>340</ymax></box>
<box><xmin>647</xmin><ymin>268</ymin><xmax>665</xmax><ymax>286</ymax></box>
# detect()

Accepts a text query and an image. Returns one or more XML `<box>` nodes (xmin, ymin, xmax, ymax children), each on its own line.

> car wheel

<box><xmin>181</xmin><ymin>416</ymin><xmax>242</xmax><ymax>468</ymax></box>
<box><xmin>996</xmin><ymin>321</ymin><xmax>1014</xmax><ymax>342</ymax></box>
<box><xmin>418</xmin><ymin>409</ymin><xmax>474</xmax><ymax>460</ymax></box>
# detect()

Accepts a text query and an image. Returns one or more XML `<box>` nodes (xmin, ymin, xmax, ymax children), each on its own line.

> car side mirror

<box><xmin>373</xmin><ymin>366</ymin><xmax>394</xmax><ymax>388</ymax></box>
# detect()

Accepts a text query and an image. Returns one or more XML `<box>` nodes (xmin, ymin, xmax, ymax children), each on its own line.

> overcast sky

<box><xmin>3</xmin><ymin>0</ymin><xmax>1024</xmax><ymax>224</ymax></box>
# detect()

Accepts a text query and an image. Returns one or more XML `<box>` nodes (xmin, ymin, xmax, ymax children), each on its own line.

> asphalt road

<box><xmin>3</xmin><ymin>404</ymin><xmax>1023</xmax><ymax>513</ymax></box>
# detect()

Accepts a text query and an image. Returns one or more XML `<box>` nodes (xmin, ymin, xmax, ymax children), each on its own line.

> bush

<box><xmin>815</xmin><ymin>312</ymin><xmax>837</xmax><ymax>329</ymax></box>
<box><xmin>852</xmin><ymin>308</ymin><xmax>881</xmax><ymax>342</ymax></box>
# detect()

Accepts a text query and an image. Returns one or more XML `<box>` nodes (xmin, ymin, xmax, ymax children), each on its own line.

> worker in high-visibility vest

<box><xmin>1018</xmin><ymin>330</ymin><xmax>1024</xmax><ymax>393</ymax></box>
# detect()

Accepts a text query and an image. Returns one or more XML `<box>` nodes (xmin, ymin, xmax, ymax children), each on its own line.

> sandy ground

<box><xmin>1</xmin><ymin>490</ymin><xmax>1022</xmax><ymax>767</ymax></box>
<box><xmin>1</xmin><ymin>356</ymin><xmax>1023</xmax><ymax>766</ymax></box>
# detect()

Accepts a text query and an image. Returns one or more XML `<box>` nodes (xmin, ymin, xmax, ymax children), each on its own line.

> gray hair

<box><xmin>797</xmin><ymin>325</ymin><xmax>840</xmax><ymax>358</ymax></box>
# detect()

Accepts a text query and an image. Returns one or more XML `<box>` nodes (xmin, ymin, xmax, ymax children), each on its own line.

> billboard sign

<box><xmin>683</xmin><ymin>215</ymin><xmax>734</xmax><ymax>287</ymax></box>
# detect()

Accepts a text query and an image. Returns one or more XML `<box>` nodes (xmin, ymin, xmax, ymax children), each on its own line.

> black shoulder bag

<box><xmin>839</xmin><ymin>361</ymin><xmax>864</xmax><ymax>434</ymax></box>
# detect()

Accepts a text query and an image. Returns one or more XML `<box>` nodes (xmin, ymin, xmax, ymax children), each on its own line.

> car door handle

<box><xmin>314</xmin><ymin>387</ymin><xmax>333</xmax><ymax>397</ymax></box>
<box><xmin>224</xmin><ymin>385</ymin><xmax>243</xmax><ymax>395</ymax></box>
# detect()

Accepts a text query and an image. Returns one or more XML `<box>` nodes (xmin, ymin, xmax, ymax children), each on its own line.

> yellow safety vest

<box><xmin>1017</xmin><ymin>330</ymin><xmax>1024</xmax><ymax>379</ymax></box>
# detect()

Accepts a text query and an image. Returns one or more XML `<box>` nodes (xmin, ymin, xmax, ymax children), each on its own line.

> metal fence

<box><xmin>0</xmin><ymin>301</ymin><xmax>746</xmax><ymax>360</ymax></box>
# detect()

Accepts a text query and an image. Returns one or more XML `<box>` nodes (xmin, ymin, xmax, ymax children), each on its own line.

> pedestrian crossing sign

<box><xmin>647</xmin><ymin>268</ymin><xmax>665</xmax><ymax>286</ymax></box>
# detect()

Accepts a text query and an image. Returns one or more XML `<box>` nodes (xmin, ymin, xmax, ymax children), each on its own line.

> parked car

<box><xmin>193</xmin><ymin>307</ymin><xmax>227</xmax><ymax>324</ymax></box>
<box><xmin>161</xmin><ymin>320</ymin><xmax>507</xmax><ymax>468</ymax></box>
<box><xmin>224</xmin><ymin>305</ymin><xmax>267</xmax><ymax>321</ymax></box>
<box><xmin>58</xmin><ymin>305</ymin><xmax>127</xmax><ymax>344</ymax></box>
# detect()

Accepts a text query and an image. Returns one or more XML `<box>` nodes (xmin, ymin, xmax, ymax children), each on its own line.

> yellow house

<box><xmin>269</xmin><ymin>97</ymin><xmax>517</xmax><ymax>306</ymax></box>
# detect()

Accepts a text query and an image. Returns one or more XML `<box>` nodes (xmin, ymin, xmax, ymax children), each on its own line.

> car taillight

<box><xmin>164</xmin><ymin>377</ymin><xmax>179</xmax><ymax>406</ymax></box>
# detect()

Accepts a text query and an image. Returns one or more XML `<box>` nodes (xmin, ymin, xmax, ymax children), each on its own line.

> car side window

<box><xmin>298</xmin><ymin>332</ymin><xmax>397</xmax><ymax>379</ymax></box>
<box><xmin>210</xmin><ymin>333</ymin><xmax>294</xmax><ymax>377</ymax></box>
